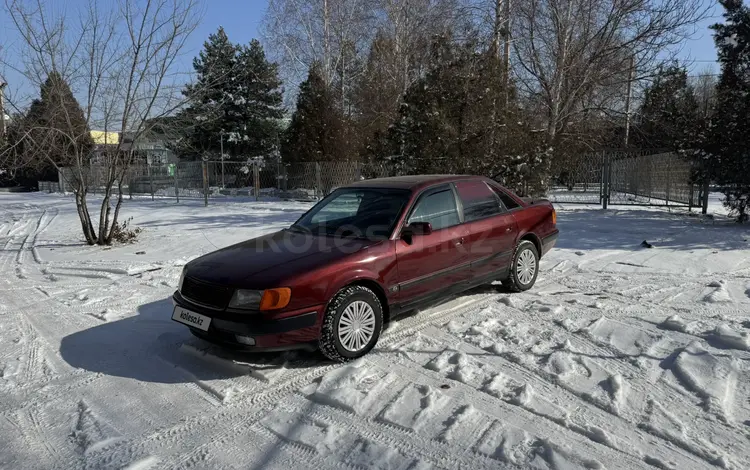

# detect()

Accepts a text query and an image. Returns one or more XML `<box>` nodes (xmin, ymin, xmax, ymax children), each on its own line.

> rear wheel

<box><xmin>319</xmin><ymin>285</ymin><xmax>384</xmax><ymax>362</ymax></box>
<box><xmin>503</xmin><ymin>240</ymin><xmax>539</xmax><ymax>292</ymax></box>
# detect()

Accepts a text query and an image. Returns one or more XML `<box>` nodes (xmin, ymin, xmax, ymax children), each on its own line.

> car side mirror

<box><xmin>401</xmin><ymin>222</ymin><xmax>432</xmax><ymax>244</ymax></box>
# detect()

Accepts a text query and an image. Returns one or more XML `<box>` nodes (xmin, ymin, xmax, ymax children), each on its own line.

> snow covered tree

<box><xmin>705</xmin><ymin>0</ymin><xmax>750</xmax><ymax>222</ymax></box>
<box><xmin>178</xmin><ymin>29</ymin><xmax>284</xmax><ymax>160</ymax></box>
<box><xmin>281</xmin><ymin>62</ymin><xmax>346</xmax><ymax>162</ymax></box>
<box><xmin>636</xmin><ymin>64</ymin><xmax>701</xmax><ymax>152</ymax></box>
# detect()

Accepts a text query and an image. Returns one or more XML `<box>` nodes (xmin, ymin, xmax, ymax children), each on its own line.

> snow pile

<box><xmin>709</xmin><ymin>324</ymin><xmax>750</xmax><ymax>351</ymax></box>
<box><xmin>704</xmin><ymin>280</ymin><xmax>732</xmax><ymax>303</ymax></box>
<box><xmin>660</xmin><ymin>314</ymin><xmax>689</xmax><ymax>332</ymax></box>
<box><xmin>673</xmin><ymin>341</ymin><xmax>738</xmax><ymax>420</ymax></box>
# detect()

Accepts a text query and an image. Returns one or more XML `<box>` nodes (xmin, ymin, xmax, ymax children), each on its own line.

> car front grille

<box><xmin>180</xmin><ymin>276</ymin><xmax>234</xmax><ymax>310</ymax></box>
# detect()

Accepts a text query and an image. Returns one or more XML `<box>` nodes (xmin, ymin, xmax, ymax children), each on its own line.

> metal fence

<box><xmin>57</xmin><ymin>160</ymin><xmax>394</xmax><ymax>202</ymax></box>
<box><xmin>548</xmin><ymin>150</ymin><xmax>703</xmax><ymax>209</ymax></box>
<box><xmin>53</xmin><ymin>151</ymin><xmax>705</xmax><ymax>210</ymax></box>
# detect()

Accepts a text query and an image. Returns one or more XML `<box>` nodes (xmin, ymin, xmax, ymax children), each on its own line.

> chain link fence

<box><xmin>548</xmin><ymin>150</ymin><xmax>702</xmax><ymax>209</ymax></box>
<box><xmin>56</xmin><ymin>160</ymin><xmax>394</xmax><ymax>201</ymax></box>
<box><xmin>51</xmin><ymin>151</ymin><xmax>704</xmax><ymax>210</ymax></box>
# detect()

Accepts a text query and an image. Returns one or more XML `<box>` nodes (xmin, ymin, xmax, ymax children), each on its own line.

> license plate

<box><xmin>172</xmin><ymin>306</ymin><xmax>211</xmax><ymax>331</ymax></box>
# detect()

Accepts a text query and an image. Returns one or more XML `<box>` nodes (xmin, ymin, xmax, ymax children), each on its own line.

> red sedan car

<box><xmin>172</xmin><ymin>175</ymin><xmax>558</xmax><ymax>361</ymax></box>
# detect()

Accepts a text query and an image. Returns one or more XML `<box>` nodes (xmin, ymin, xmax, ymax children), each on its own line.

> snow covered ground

<box><xmin>1</xmin><ymin>192</ymin><xmax>749</xmax><ymax>470</ymax></box>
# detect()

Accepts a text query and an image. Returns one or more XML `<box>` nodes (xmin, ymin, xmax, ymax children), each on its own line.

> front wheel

<box><xmin>503</xmin><ymin>240</ymin><xmax>539</xmax><ymax>292</ymax></box>
<box><xmin>319</xmin><ymin>285</ymin><xmax>384</xmax><ymax>362</ymax></box>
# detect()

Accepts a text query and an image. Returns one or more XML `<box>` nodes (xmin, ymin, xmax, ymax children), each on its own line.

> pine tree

<box><xmin>355</xmin><ymin>32</ymin><xmax>404</xmax><ymax>158</ymax></box>
<box><xmin>637</xmin><ymin>64</ymin><xmax>701</xmax><ymax>151</ymax></box>
<box><xmin>235</xmin><ymin>39</ymin><xmax>284</xmax><ymax>159</ymax></box>
<box><xmin>281</xmin><ymin>62</ymin><xmax>346</xmax><ymax>163</ymax></box>
<box><xmin>706</xmin><ymin>0</ymin><xmax>750</xmax><ymax>222</ymax></box>
<box><xmin>384</xmin><ymin>35</ymin><xmax>545</xmax><ymax>194</ymax></box>
<box><xmin>178</xmin><ymin>28</ymin><xmax>284</xmax><ymax>161</ymax></box>
<box><xmin>25</xmin><ymin>72</ymin><xmax>93</xmax><ymax>167</ymax></box>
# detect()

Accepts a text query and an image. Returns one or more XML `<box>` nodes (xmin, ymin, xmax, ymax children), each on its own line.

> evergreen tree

<box><xmin>355</xmin><ymin>32</ymin><xmax>403</xmax><ymax>157</ymax></box>
<box><xmin>236</xmin><ymin>39</ymin><xmax>285</xmax><ymax>159</ymax></box>
<box><xmin>384</xmin><ymin>35</ymin><xmax>546</xmax><ymax>194</ymax></box>
<box><xmin>25</xmin><ymin>72</ymin><xmax>93</xmax><ymax>167</ymax></box>
<box><xmin>281</xmin><ymin>62</ymin><xmax>346</xmax><ymax>163</ymax></box>
<box><xmin>178</xmin><ymin>28</ymin><xmax>284</xmax><ymax>161</ymax></box>
<box><xmin>705</xmin><ymin>0</ymin><xmax>750</xmax><ymax>221</ymax></box>
<box><xmin>636</xmin><ymin>64</ymin><xmax>701</xmax><ymax>151</ymax></box>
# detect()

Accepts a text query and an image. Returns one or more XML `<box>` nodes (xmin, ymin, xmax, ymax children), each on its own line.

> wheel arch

<box><xmin>347</xmin><ymin>279</ymin><xmax>391</xmax><ymax>323</ymax></box>
<box><xmin>519</xmin><ymin>232</ymin><xmax>542</xmax><ymax>258</ymax></box>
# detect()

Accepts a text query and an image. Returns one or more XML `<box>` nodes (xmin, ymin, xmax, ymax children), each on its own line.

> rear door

<box><xmin>394</xmin><ymin>184</ymin><xmax>470</xmax><ymax>304</ymax></box>
<box><xmin>454</xmin><ymin>180</ymin><xmax>518</xmax><ymax>280</ymax></box>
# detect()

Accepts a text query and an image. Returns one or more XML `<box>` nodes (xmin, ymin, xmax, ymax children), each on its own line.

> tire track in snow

<box><xmin>78</xmin><ymin>294</ymin><xmax>500</xmax><ymax>465</ymax></box>
<box><xmin>397</xmin><ymin>325</ymin><xmax>721</xmax><ymax>469</ymax></box>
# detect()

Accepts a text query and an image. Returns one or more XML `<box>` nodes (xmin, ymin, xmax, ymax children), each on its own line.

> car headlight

<box><xmin>178</xmin><ymin>266</ymin><xmax>187</xmax><ymax>292</ymax></box>
<box><xmin>229</xmin><ymin>289</ymin><xmax>263</xmax><ymax>310</ymax></box>
<box><xmin>229</xmin><ymin>288</ymin><xmax>292</xmax><ymax>311</ymax></box>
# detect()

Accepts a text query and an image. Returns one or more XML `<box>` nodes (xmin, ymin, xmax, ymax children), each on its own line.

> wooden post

<box><xmin>202</xmin><ymin>160</ymin><xmax>208</xmax><ymax>207</ymax></box>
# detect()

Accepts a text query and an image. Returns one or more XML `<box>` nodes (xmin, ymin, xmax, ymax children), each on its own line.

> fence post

<box><xmin>148</xmin><ymin>163</ymin><xmax>155</xmax><ymax>201</ymax></box>
<box><xmin>602</xmin><ymin>153</ymin><xmax>609</xmax><ymax>210</ymax></box>
<box><xmin>702</xmin><ymin>180</ymin><xmax>709</xmax><ymax>215</ymax></box>
<box><xmin>254</xmin><ymin>161</ymin><xmax>260</xmax><ymax>201</ymax></box>
<box><xmin>315</xmin><ymin>162</ymin><xmax>322</xmax><ymax>199</ymax></box>
<box><xmin>666</xmin><ymin>165</ymin><xmax>672</xmax><ymax>207</ymax></box>
<box><xmin>174</xmin><ymin>163</ymin><xmax>180</xmax><ymax>203</ymax></box>
<box><xmin>202</xmin><ymin>160</ymin><xmax>209</xmax><ymax>207</ymax></box>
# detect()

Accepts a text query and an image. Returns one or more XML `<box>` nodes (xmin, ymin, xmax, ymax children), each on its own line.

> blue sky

<box><xmin>0</xmin><ymin>0</ymin><xmax>724</xmax><ymax>109</ymax></box>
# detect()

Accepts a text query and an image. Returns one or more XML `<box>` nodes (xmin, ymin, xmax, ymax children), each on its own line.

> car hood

<box><xmin>185</xmin><ymin>229</ymin><xmax>381</xmax><ymax>286</ymax></box>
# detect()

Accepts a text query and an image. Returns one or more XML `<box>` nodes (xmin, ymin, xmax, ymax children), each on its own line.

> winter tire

<box><xmin>503</xmin><ymin>240</ymin><xmax>539</xmax><ymax>292</ymax></box>
<box><xmin>319</xmin><ymin>285</ymin><xmax>384</xmax><ymax>362</ymax></box>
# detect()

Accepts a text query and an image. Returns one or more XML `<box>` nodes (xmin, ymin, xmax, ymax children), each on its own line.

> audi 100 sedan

<box><xmin>172</xmin><ymin>175</ymin><xmax>559</xmax><ymax>361</ymax></box>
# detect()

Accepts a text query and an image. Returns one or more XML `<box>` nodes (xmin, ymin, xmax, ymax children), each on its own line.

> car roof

<box><xmin>346</xmin><ymin>174</ymin><xmax>484</xmax><ymax>191</ymax></box>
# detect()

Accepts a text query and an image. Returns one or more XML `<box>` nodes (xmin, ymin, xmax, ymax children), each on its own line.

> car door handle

<box><xmin>454</xmin><ymin>237</ymin><xmax>465</xmax><ymax>246</ymax></box>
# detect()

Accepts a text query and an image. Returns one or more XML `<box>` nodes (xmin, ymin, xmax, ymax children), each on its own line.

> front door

<box><xmin>394</xmin><ymin>185</ymin><xmax>470</xmax><ymax>306</ymax></box>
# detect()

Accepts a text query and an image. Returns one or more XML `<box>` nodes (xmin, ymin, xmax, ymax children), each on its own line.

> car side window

<box><xmin>408</xmin><ymin>188</ymin><xmax>460</xmax><ymax>231</ymax></box>
<box><xmin>490</xmin><ymin>185</ymin><xmax>521</xmax><ymax>210</ymax></box>
<box><xmin>455</xmin><ymin>180</ymin><xmax>504</xmax><ymax>222</ymax></box>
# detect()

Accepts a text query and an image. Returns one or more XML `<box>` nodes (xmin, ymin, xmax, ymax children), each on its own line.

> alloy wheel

<box><xmin>516</xmin><ymin>249</ymin><xmax>537</xmax><ymax>285</ymax></box>
<box><xmin>337</xmin><ymin>300</ymin><xmax>376</xmax><ymax>352</ymax></box>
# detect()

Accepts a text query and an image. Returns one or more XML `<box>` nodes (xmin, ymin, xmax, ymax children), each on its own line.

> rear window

<box><xmin>455</xmin><ymin>180</ymin><xmax>504</xmax><ymax>222</ymax></box>
<box><xmin>490</xmin><ymin>185</ymin><xmax>521</xmax><ymax>210</ymax></box>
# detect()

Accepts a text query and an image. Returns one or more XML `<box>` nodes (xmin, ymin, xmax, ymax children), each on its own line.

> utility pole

<box><xmin>0</xmin><ymin>81</ymin><xmax>7</xmax><ymax>139</ymax></box>
<box><xmin>624</xmin><ymin>55</ymin><xmax>635</xmax><ymax>147</ymax></box>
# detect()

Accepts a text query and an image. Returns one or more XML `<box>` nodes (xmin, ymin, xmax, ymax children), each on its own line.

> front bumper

<box><xmin>171</xmin><ymin>291</ymin><xmax>323</xmax><ymax>351</ymax></box>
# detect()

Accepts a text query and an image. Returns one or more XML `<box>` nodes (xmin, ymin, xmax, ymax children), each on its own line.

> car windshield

<box><xmin>291</xmin><ymin>187</ymin><xmax>410</xmax><ymax>239</ymax></box>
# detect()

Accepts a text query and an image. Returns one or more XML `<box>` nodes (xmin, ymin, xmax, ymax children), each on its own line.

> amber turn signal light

<box><xmin>259</xmin><ymin>288</ymin><xmax>292</xmax><ymax>311</ymax></box>
<box><xmin>551</xmin><ymin>209</ymin><xmax>557</xmax><ymax>225</ymax></box>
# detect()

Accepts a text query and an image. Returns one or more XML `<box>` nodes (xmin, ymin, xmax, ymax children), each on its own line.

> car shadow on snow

<box><xmin>59</xmin><ymin>297</ymin><xmax>325</xmax><ymax>385</ymax></box>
